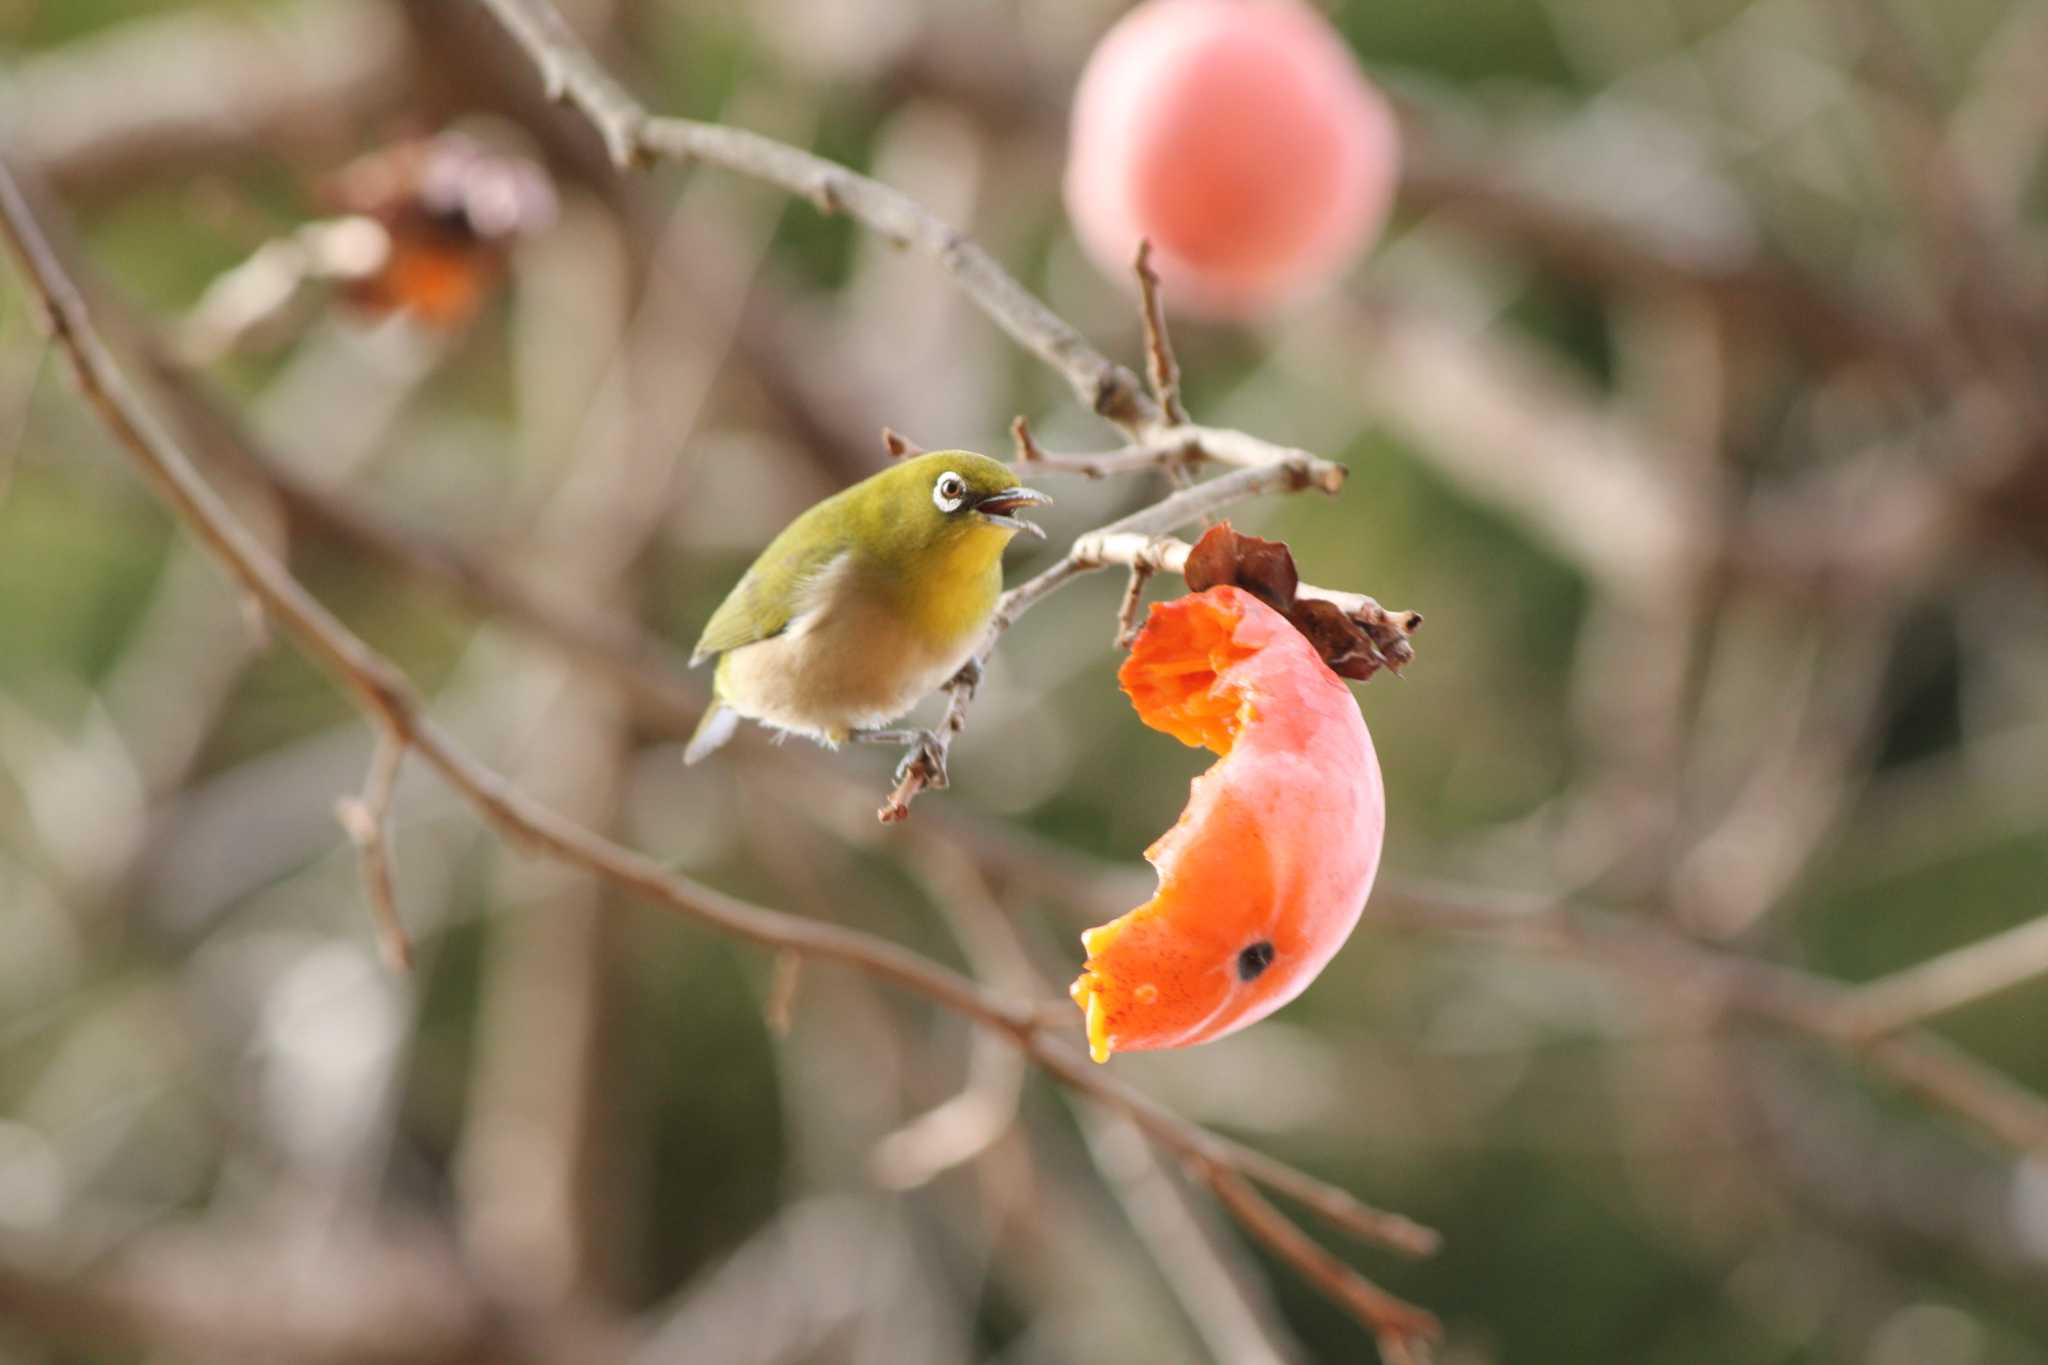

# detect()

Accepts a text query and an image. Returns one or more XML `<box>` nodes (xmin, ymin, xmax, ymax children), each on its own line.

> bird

<box><xmin>684</xmin><ymin>450</ymin><xmax>1051</xmax><ymax>771</ymax></box>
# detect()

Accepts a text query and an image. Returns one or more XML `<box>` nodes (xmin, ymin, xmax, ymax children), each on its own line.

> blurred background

<box><xmin>4</xmin><ymin>0</ymin><xmax>2048</xmax><ymax>1361</ymax></box>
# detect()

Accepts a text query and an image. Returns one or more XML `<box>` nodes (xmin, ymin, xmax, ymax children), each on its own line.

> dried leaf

<box><xmin>1181</xmin><ymin>522</ymin><xmax>1403</xmax><ymax>681</ymax></box>
<box><xmin>1235</xmin><ymin>536</ymin><xmax>1299</xmax><ymax>613</ymax></box>
<box><xmin>1182</xmin><ymin>522</ymin><xmax>1244</xmax><ymax>594</ymax></box>
<box><xmin>1288</xmin><ymin>598</ymin><xmax>1362</xmax><ymax>664</ymax></box>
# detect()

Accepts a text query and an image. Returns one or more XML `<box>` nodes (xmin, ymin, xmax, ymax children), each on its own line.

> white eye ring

<box><xmin>932</xmin><ymin>472</ymin><xmax>967</xmax><ymax>513</ymax></box>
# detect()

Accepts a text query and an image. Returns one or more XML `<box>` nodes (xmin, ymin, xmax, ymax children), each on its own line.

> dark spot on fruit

<box><xmin>1237</xmin><ymin>940</ymin><xmax>1275</xmax><ymax>981</ymax></box>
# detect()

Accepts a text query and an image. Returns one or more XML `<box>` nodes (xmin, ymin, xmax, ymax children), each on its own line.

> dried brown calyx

<box><xmin>1180</xmin><ymin>522</ymin><xmax>1420</xmax><ymax>681</ymax></box>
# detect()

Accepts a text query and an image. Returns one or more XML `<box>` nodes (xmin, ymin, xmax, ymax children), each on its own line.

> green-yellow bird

<box><xmin>685</xmin><ymin>451</ymin><xmax>1051</xmax><ymax>765</ymax></box>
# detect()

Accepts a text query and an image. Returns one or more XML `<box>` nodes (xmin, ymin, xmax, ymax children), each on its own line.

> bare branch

<box><xmin>1203</xmin><ymin>1164</ymin><xmax>1440</xmax><ymax>1363</ymax></box>
<box><xmin>1114</xmin><ymin>564</ymin><xmax>1154</xmax><ymax>648</ymax></box>
<box><xmin>1009</xmin><ymin>413</ymin><xmax>1048</xmax><ymax>466</ymax></box>
<box><xmin>1835</xmin><ymin>912</ymin><xmax>2048</xmax><ymax>1043</ymax></box>
<box><xmin>336</xmin><ymin>724</ymin><xmax>413</xmax><ymax>973</ymax></box>
<box><xmin>1012</xmin><ymin>414</ymin><xmax>1333</xmax><ymax>484</ymax></box>
<box><xmin>881</xmin><ymin>426</ymin><xmax>923</xmax><ymax>458</ymax></box>
<box><xmin>1133</xmin><ymin>239</ymin><xmax>1189</xmax><ymax>427</ymax></box>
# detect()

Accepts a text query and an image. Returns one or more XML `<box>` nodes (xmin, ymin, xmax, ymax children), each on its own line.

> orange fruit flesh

<box><xmin>1074</xmin><ymin>591</ymin><xmax>1257</xmax><ymax>1062</ymax></box>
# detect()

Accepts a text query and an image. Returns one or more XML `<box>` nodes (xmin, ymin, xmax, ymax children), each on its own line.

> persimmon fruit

<box><xmin>1072</xmin><ymin>585</ymin><xmax>1386</xmax><ymax>1062</ymax></box>
<box><xmin>1064</xmin><ymin>0</ymin><xmax>1400</xmax><ymax>318</ymax></box>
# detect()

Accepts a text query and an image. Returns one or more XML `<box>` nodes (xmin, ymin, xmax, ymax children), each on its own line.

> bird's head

<box><xmin>853</xmin><ymin>451</ymin><xmax>1052</xmax><ymax>562</ymax></box>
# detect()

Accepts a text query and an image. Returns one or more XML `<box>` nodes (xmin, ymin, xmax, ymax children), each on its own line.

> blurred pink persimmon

<box><xmin>1064</xmin><ymin>0</ymin><xmax>1400</xmax><ymax>318</ymax></box>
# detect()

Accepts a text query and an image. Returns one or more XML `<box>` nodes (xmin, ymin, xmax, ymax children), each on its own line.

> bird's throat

<box><xmin>875</xmin><ymin>526</ymin><xmax>1007</xmax><ymax>654</ymax></box>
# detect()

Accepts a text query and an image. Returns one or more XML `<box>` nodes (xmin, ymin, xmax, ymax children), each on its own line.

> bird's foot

<box><xmin>849</xmin><ymin>725</ymin><xmax>950</xmax><ymax>789</ymax></box>
<box><xmin>844</xmin><ymin>726</ymin><xmax>940</xmax><ymax>785</ymax></box>
<box><xmin>896</xmin><ymin>729</ymin><xmax>949</xmax><ymax>790</ymax></box>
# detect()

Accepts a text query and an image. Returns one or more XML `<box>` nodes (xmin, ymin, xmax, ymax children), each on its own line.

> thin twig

<box><xmin>1114</xmin><ymin>564</ymin><xmax>1154</xmax><ymax>648</ymax></box>
<box><xmin>1203</xmin><ymin>1163</ymin><xmax>1440</xmax><ymax>1363</ymax></box>
<box><xmin>1834</xmin><ymin>912</ymin><xmax>2048</xmax><ymax>1043</ymax></box>
<box><xmin>1009</xmin><ymin>413</ymin><xmax>1048</xmax><ymax>466</ymax></box>
<box><xmin>1011</xmin><ymin>413</ymin><xmax>1298</xmax><ymax>483</ymax></box>
<box><xmin>1133</xmin><ymin>239</ymin><xmax>1188</xmax><ymax>427</ymax></box>
<box><xmin>881</xmin><ymin>426</ymin><xmax>922</xmax><ymax>458</ymax></box>
<box><xmin>335</xmin><ymin>723</ymin><xmax>413</xmax><ymax>972</ymax></box>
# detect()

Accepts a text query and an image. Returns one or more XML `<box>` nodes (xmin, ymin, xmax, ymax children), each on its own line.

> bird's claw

<box><xmin>894</xmin><ymin>729</ymin><xmax>949</xmax><ymax>789</ymax></box>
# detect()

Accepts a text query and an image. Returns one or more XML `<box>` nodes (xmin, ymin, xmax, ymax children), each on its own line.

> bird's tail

<box><xmin>684</xmin><ymin>702</ymin><xmax>741</xmax><ymax>765</ymax></box>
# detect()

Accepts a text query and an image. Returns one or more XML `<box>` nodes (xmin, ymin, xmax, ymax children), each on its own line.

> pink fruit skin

<box><xmin>1065</xmin><ymin>0</ymin><xmax>1400</xmax><ymax>319</ymax></box>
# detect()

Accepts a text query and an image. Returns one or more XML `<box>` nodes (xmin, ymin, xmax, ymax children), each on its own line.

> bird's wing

<box><xmin>690</xmin><ymin>514</ymin><xmax>850</xmax><ymax>665</ymax></box>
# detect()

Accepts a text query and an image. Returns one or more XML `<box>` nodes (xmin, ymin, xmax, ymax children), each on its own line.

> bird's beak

<box><xmin>974</xmin><ymin>486</ymin><xmax>1053</xmax><ymax>539</ymax></box>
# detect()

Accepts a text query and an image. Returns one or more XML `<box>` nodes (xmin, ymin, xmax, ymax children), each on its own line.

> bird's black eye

<box><xmin>1237</xmin><ymin>941</ymin><xmax>1275</xmax><ymax>981</ymax></box>
<box><xmin>932</xmin><ymin>472</ymin><xmax>967</xmax><ymax>513</ymax></box>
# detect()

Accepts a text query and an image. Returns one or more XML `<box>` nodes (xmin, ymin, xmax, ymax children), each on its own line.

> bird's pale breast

<box><xmin>717</xmin><ymin>548</ymin><xmax>998</xmax><ymax>742</ymax></box>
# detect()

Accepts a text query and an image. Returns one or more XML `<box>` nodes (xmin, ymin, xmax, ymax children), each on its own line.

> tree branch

<box><xmin>474</xmin><ymin>0</ymin><xmax>1153</xmax><ymax>429</ymax></box>
<box><xmin>473</xmin><ymin>0</ymin><xmax>1380</xmax><ymax>484</ymax></box>
<box><xmin>1203</xmin><ymin>1165</ymin><xmax>1440</xmax><ymax>1362</ymax></box>
<box><xmin>1133</xmin><ymin>240</ymin><xmax>1189</xmax><ymax>428</ymax></box>
<box><xmin>1834</xmin><ymin>911</ymin><xmax>2048</xmax><ymax>1043</ymax></box>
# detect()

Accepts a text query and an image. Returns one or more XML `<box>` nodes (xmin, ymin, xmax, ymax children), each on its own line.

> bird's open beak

<box><xmin>975</xmin><ymin>486</ymin><xmax>1053</xmax><ymax>539</ymax></box>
